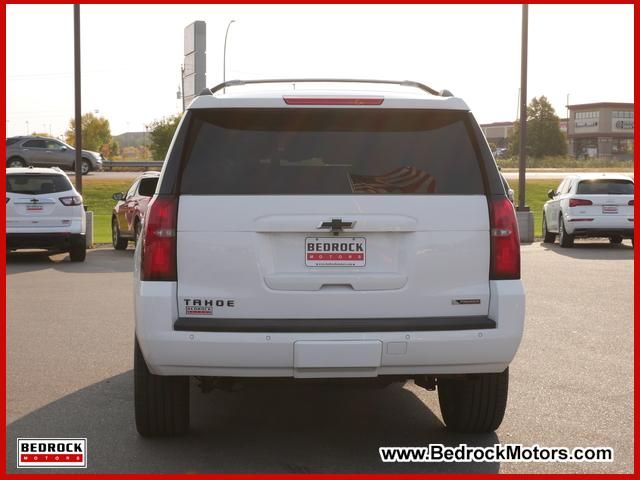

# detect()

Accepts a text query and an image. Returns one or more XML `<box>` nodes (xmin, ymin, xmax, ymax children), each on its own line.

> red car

<box><xmin>111</xmin><ymin>172</ymin><xmax>160</xmax><ymax>249</ymax></box>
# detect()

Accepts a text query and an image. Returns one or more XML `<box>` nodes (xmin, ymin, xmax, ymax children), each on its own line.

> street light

<box><xmin>222</xmin><ymin>19</ymin><xmax>236</xmax><ymax>92</ymax></box>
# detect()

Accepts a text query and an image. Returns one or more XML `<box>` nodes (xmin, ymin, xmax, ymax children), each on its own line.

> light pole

<box><xmin>73</xmin><ymin>4</ymin><xmax>82</xmax><ymax>194</ymax></box>
<box><xmin>222</xmin><ymin>19</ymin><xmax>236</xmax><ymax>92</ymax></box>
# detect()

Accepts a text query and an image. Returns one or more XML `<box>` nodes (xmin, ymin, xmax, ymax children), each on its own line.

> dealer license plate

<box><xmin>305</xmin><ymin>237</ymin><xmax>366</xmax><ymax>267</ymax></box>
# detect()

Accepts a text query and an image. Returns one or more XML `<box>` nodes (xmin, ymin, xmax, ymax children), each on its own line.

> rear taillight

<box><xmin>569</xmin><ymin>198</ymin><xmax>593</xmax><ymax>207</ymax></box>
<box><xmin>489</xmin><ymin>197</ymin><xmax>520</xmax><ymax>280</ymax></box>
<box><xmin>59</xmin><ymin>195</ymin><xmax>83</xmax><ymax>206</ymax></box>
<box><xmin>629</xmin><ymin>199</ymin><xmax>634</xmax><ymax>206</ymax></box>
<box><xmin>283</xmin><ymin>97</ymin><xmax>384</xmax><ymax>105</ymax></box>
<box><xmin>141</xmin><ymin>196</ymin><xmax>177</xmax><ymax>281</ymax></box>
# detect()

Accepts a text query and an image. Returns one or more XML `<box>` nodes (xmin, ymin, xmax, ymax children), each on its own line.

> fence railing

<box><xmin>102</xmin><ymin>160</ymin><xmax>163</xmax><ymax>171</ymax></box>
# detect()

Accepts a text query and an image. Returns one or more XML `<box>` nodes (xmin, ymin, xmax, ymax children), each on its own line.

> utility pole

<box><xmin>516</xmin><ymin>4</ymin><xmax>534</xmax><ymax>242</ymax></box>
<box><xmin>73</xmin><ymin>4</ymin><xmax>82</xmax><ymax>194</ymax></box>
<box><xmin>181</xmin><ymin>65</ymin><xmax>186</xmax><ymax>112</ymax></box>
<box><xmin>517</xmin><ymin>4</ymin><xmax>528</xmax><ymax>211</ymax></box>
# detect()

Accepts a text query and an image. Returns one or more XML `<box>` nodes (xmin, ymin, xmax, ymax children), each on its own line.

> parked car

<box><xmin>133</xmin><ymin>79</ymin><xmax>524</xmax><ymax>436</ymax></box>
<box><xmin>6</xmin><ymin>136</ymin><xmax>103</xmax><ymax>175</ymax></box>
<box><xmin>542</xmin><ymin>173</ymin><xmax>634</xmax><ymax>247</ymax></box>
<box><xmin>111</xmin><ymin>172</ymin><xmax>160</xmax><ymax>249</ymax></box>
<box><xmin>6</xmin><ymin>166</ymin><xmax>86</xmax><ymax>261</ymax></box>
<box><xmin>494</xmin><ymin>147</ymin><xmax>508</xmax><ymax>158</ymax></box>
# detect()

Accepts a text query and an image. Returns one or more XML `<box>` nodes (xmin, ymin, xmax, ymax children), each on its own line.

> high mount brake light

<box><xmin>489</xmin><ymin>197</ymin><xmax>520</xmax><ymax>280</ymax></box>
<box><xmin>569</xmin><ymin>198</ymin><xmax>593</xmax><ymax>207</ymax></box>
<box><xmin>141</xmin><ymin>196</ymin><xmax>177</xmax><ymax>281</ymax></box>
<box><xmin>282</xmin><ymin>97</ymin><xmax>384</xmax><ymax>106</ymax></box>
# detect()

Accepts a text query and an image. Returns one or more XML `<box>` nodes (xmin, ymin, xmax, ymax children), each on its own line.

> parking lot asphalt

<box><xmin>5</xmin><ymin>241</ymin><xmax>634</xmax><ymax>473</ymax></box>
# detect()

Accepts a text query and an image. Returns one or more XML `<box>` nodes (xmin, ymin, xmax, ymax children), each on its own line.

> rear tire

<box><xmin>7</xmin><ymin>157</ymin><xmax>26</xmax><ymax>168</ymax></box>
<box><xmin>609</xmin><ymin>235</ymin><xmax>623</xmax><ymax>245</ymax></box>
<box><xmin>69</xmin><ymin>237</ymin><xmax>86</xmax><ymax>262</ymax></box>
<box><xmin>112</xmin><ymin>217</ymin><xmax>128</xmax><ymax>250</ymax></box>
<box><xmin>558</xmin><ymin>215</ymin><xmax>574</xmax><ymax>248</ymax></box>
<box><xmin>542</xmin><ymin>214</ymin><xmax>556</xmax><ymax>244</ymax></box>
<box><xmin>438</xmin><ymin>368</ymin><xmax>509</xmax><ymax>433</ymax></box>
<box><xmin>81</xmin><ymin>159</ymin><xmax>91</xmax><ymax>175</ymax></box>
<box><xmin>134</xmin><ymin>338</ymin><xmax>190</xmax><ymax>437</ymax></box>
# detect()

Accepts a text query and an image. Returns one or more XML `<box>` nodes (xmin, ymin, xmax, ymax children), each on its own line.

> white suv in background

<box><xmin>542</xmin><ymin>173</ymin><xmax>634</xmax><ymax>247</ymax></box>
<box><xmin>6</xmin><ymin>167</ymin><xmax>86</xmax><ymax>261</ymax></box>
<box><xmin>133</xmin><ymin>79</ymin><xmax>525</xmax><ymax>436</ymax></box>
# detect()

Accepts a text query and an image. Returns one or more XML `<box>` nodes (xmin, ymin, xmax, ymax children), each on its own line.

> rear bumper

<box><xmin>174</xmin><ymin>316</ymin><xmax>496</xmax><ymax>332</ymax></box>
<box><xmin>135</xmin><ymin>280</ymin><xmax>525</xmax><ymax>378</ymax></box>
<box><xmin>570</xmin><ymin>228</ymin><xmax>634</xmax><ymax>238</ymax></box>
<box><xmin>565</xmin><ymin>215</ymin><xmax>633</xmax><ymax>237</ymax></box>
<box><xmin>6</xmin><ymin>232</ymin><xmax>84</xmax><ymax>251</ymax></box>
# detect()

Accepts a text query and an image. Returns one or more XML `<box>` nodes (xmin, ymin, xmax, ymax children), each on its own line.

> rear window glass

<box><xmin>6</xmin><ymin>174</ymin><xmax>73</xmax><ymax>195</ymax></box>
<box><xmin>6</xmin><ymin>138</ymin><xmax>21</xmax><ymax>146</ymax></box>
<box><xmin>576</xmin><ymin>179</ymin><xmax>634</xmax><ymax>195</ymax></box>
<box><xmin>180</xmin><ymin>109</ymin><xmax>484</xmax><ymax>195</ymax></box>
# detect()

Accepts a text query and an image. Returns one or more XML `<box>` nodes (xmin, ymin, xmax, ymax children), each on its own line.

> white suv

<box><xmin>542</xmin><ymin>173</ymin><xmax>634</xmax><ymax>247</ymax></box>
<box><xmin>6</xmin><ymin>167</ymin><xmax>86</xmax><ymax>261</ymax></box>
<box><xmin>133</xmin><ymin>79</ymin><xmax>525</xmax><ymax>436</ymax></box>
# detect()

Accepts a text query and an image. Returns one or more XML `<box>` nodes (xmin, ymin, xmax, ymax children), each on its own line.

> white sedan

<box><xmin>542</xmin><ymin>173</ymin><xmax>634</xmax><ymax>247</ymax></box>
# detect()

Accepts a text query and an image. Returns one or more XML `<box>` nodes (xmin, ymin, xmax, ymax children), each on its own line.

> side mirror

<box><xmin>547</xmin><ymin>189</ymin><xmax>556</xmax><ymax>199</ymax></box>
<box><xmin>507</xmin><ymin>188</ymin><xmax>515</xmax><ymax>203</ymax></box>
<box><xmin>60</xmin><ymin>146</ymin><xmax>68</xmax><ymax>151</ymax></box>
<box><xmin>112</xmin><ymin>192</ymin><xmax>124</xmax><ymax>201</ymax></box>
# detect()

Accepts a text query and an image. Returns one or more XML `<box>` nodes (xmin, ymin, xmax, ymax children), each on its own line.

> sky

<box><xmin>5</xmin><ymin>4</ymin><xmax>635</xmax><ymax>139</ymax></box>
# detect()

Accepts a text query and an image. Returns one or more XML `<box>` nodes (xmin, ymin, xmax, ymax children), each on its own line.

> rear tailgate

<box><xmin>6</xmin><ymin>174</ymin><xmax>77</xmax><ymax>230</ymax></box>
<box><xmin>177</xmin><ymin>195</ymin><xmax>489</xmax><ymax>319</ymax></box>
<box><xmin>173</xmin><ymin>107</ymin><xmax>493</xmax><ymax>322</ymax></box>
<box><xmin>573</xmin><ymin>179</ymin><xmax>634</xmax><ymax>218</ymax></box>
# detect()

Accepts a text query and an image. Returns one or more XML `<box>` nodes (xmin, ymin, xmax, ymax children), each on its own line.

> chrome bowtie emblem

<box><xmin>317</xmin><ymin>218</ymin><xmax>355</xmax><ymax>236</ymax></box>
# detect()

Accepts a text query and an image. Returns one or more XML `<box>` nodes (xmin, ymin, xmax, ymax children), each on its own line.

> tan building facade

<box><xmin>481</xmin><ymin>121</ymin><xmax>515</xmax><ymax>148</ymax></box>
<box><xmin>567</xmin><ymin>102</ymin><xmax>634</xmax><ymax>159</ymax></box>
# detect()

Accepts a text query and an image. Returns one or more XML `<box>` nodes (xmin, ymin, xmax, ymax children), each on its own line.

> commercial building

<box><xmin>482</xmin><ymin>102</ymin><xmax>633</xmax><ymax>160</ymax></box>
<box><xmin>566</xmin><ymin>102</ymin><xmax>634</xmax><ymax>159</ymax></box>
<box><xmin>481</xmin><ymin>121</ymin><xmax>515</xmax><ymax>148</ymax></box>
<box><xmin>481</xmin><ymin>119</ymin><xmax>569</xmax><ymax>148</ymax></box>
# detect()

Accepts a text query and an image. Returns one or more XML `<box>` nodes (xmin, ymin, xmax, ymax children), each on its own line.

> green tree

<box><xmin>65</xmin><ymin>113</ymin><xmax>112</xmax><ymax>152</ymax></box>
<box><xmin>147</xmin><ymin>115</ymin><xmax>181</xmax><ymax>161</ymax></box>
<box><xmin>509</xmin><ymin>96</ymin><xmax>567</xmax><ymax>157</ymax></box>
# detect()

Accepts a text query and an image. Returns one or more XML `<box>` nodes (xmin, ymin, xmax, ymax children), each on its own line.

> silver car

<box><xmin>6</xmin><ymin>136</ymin><xmax>103</xmax><ymax>175</ymax></box>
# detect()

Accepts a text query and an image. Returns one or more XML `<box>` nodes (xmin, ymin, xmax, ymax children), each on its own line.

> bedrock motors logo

<box><xmin>17</xmin><ymin>438</ymin><xmax>87</xmax><ymax>468</ymax></box>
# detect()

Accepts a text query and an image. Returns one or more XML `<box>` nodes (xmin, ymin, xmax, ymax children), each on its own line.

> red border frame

<box><xmin>1</xmin><ymin>2</ymin><xmax>637</xmax><ymax>478</ymax></box>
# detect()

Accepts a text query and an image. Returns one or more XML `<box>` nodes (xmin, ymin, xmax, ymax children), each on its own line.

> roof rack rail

<box><xmin>206</xmin><ymin>78</ymin><xmax>445</xmax><ymax>97</ymax></box>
